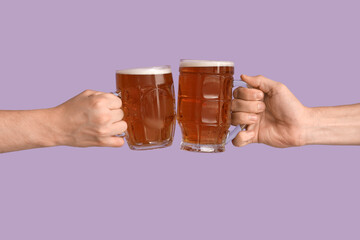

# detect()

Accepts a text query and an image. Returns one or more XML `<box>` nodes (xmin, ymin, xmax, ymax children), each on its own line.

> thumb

<box><xmin>241</xmin><ymin>74</ymin><xmax>278</xmax><ymax>94</ymax></box>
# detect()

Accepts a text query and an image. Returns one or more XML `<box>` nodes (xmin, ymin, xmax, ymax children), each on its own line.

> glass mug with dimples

<box><xmin>115</xmin><ymin>66</ymin><xmax>176</xmax><ymax>150</ymax></box>
<box><xmin>177</xmin><ymin>59</ymin><xmax>246</xmax><ymax>153</ymax></box>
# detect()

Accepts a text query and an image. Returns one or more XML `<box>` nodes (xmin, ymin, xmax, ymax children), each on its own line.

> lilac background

<box><xmin>1</xmin><ymin>0</ymin><xmax>360</xmax><ymax>239</ymax></box>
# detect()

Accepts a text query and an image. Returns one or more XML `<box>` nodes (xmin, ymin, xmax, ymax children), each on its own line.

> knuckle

<box><xmin>83</xmin><ymin>89</ymin><xmax>93</xmax><ymax>95</ymax></box>
<box><xmin>105</xmin><ymin>138</ymin><xmax>124</xmax><ymax>147</ymax></box>
<box><xmin>97</xmin><ymin>138</ymin><xmax>109</xmax><ymax>146</ymax></box>
<box><xmin>106</xmin><ymin>92</ymin><xmax>118</xmax><ymax>101</ymax></box>
<box><xmin>98</xmin><ymin>114</ymin><xmax>111</xmax><ymax>124</ymax></box>
<box><xmin>96</xmin><ymin>127</ymin><xmax>109</xmax><ymax>136</ymax></box>
<box><xmin>90</xmin><ymin>96</ymin><xmax>108</xmax><ymax>109</ymax></box>
<box><xmin>106</xmin><ymin>92</ymin><xmax>120</xmax><ymax>99</ymax></box>
<box><xmin>119</xmin><ymin>109</ymin><xmax>124</xmax><ymax>119</ymax></box>
<box><xmin>121</xmin><ymin>120</ymin><xmax>128</xmax><ymax>131</ymax></box>
<box><xmin>116</xmin><ymin>121</ymin><xmax>128</xmax><ymax>134</ymax></box>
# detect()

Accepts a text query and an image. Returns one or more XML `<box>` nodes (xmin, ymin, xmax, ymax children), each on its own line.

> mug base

<box><xmin>128</xmin><ymin>139</ymin><xmax>173</xmax><ymax>151</ymax></box>
<box><xmin>180</xmin><ymin>141</ymin><xmax>225</xmax><ymax>153</ymax></box>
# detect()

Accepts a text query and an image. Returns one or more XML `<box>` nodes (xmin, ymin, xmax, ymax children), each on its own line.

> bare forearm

<box><xmin>304</xmin><ymin>104</ymin><xmax>360</xmax><ymax>145</ymax></box>
<box><xmin>0</xmin><ymin>109</ymin><xmax>60</xmax><ymax>153</ymax></box>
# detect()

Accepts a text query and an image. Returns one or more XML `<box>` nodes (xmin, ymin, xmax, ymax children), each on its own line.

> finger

<box><xmin>231</xmin><ymin>99</ymin><xmax>266</xmax><ymax>113</ymax></box>
<box><xmin>90</xmin><ymin>93</ymin><xmax>122</xmax><ymax>110</ymax></box>
<box><xmin>99</xmin><ymin>137</ymin><xmax>125</xmax><ymax>147</ymax></box>
<box><xmin>241</xmin><ymin>74</ymin><xmax>279</xmax><ymax>94</ymax></box>
<box><xmin>109</xmin><ymin>120</ymin><xmax>127</xmax><ymax>135</ymax></box>
<box><xmin>233</xmin><ymin>87</ymin><xmax>264</xmax><ymax>101</ymax></box>
<box><xmin>232</xmin><ymin>131</ymin><xmax>255</xmax><ymax>147</ymax></box>
<box><xmin>231</xmin><ymin>112</ymin><xmax>258</xmax><ymax>125</ymax></box>
<box><xmin>103</xmin><ymin>93</ymin><xmax>122</xmax><ymax>109</ymax></box>
<box><xmin>110</xmin><ymin>109</ymin><xmax>124</xmax><ymax>123</ymax></box>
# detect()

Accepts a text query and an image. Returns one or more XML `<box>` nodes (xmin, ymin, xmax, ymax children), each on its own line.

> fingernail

<box><xmin>249</xmin><ymin>115</ymin><xmax>257</xmax><ymax>121</ymax></box>
<box><xmin>258</xmin><ymin>103</ymin><xmax>265</xmax><ymax>111</ymax></box>
<box><xmin>256</xmin><ymin>92</ymin><xmax>263</xmax><ymax>99</ymax></box>
<box><xmin>248</xmin><ymin>131</ymin><xmax>255</xmax><ymax>137</ymax></box>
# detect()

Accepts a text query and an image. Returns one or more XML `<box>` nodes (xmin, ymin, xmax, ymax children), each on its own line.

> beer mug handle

<box><xmin>112</xmin><ymin>91</ymin><xmax>126</xmax><ymax>137</ymax></box>
<box><xmin>225</xmin><ymin>80</ymin><xmax>248</xmax><ymax>144</ymax></box>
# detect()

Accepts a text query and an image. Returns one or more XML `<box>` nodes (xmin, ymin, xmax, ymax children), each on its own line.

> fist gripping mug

<box><xmin>115</xmin><ymin>66</ymin><xmax>176</xmax><ymax>150</ymax></box>
<box><xmin>177</xmin><ymin>59</ymin><xmax>246</xmax><ymax>153</ymax></box>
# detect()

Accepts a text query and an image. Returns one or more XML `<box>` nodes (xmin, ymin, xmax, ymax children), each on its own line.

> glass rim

<box><xmin>116</xmin><ymin>65</ymin><xmax>172</xmax><ymax>75</ymax></box>
<box><xmin>180</xmin><ymin>59</ymin><xmax>234</xmax><ymax>67</ymax></box>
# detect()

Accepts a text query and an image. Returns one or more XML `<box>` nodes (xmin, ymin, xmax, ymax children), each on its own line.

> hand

<box><xmin>52</xmin><ymin>90</ymin><xmax>127</xmax><ymax>147</ymax></box>
<box><xmin>231</xmin><ymin>75</ymin><xmax>311</xmax><ymax>148</ymax></box>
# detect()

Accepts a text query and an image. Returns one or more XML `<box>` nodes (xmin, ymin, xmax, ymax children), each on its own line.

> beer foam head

<box><xmin>180</xmin><ymin>59</ymin><xmax>234</xmax><ymax>67</ymax></box>
<box><xmin>116</xmin><ymin>65</ymin><xmax>172</xmax><ymax>75</ymax></box>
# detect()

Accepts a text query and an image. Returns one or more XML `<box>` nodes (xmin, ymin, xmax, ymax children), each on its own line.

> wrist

<box><xmin>46</xmin><ymin>106</ymin><xmax>70</xmax><ymax>146</ymax></box>
<box><xmin>301</xmin><ymin>107</ymin><xmax>320</xmax><ymax>146</ymax></box>
<box><xmin>289</xmin><ymin>106</ymin><xmax>319</xmax><ymax>147</ymax></box>
<box><xmin>24</xmin><ymin>108</ymin><xmax>61</xmax><ymax>148</ymax></box>
<box><xmin>36</xmin><ymin>107</ymin><xmax>69</xmax><ymax>147</ymax></box>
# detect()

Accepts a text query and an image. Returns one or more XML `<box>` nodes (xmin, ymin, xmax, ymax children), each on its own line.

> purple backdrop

<box><xmin>1</xmin><ymin>0</ymin><xmax>360</xmax><ymax>239</ymax></box>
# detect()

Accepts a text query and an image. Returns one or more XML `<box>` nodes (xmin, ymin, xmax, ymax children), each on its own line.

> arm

<box><xmin>0</xmin><ymin>109</ymin><xmax>60</xmax><ymax>153</ymax></box>
<box><xmin>305</xmin><ymin>104</ymin><xmax>360</xmax><ymax>145</ymax></box>
<box><xmin>231</xmin><ymin>75</ymin><xmax>360</xmax><ymax>147</ymax></box>
<box><xmin>0</xmin><ymin>90</ymin><xmax>127</xmax><ymax>153</ymax></box>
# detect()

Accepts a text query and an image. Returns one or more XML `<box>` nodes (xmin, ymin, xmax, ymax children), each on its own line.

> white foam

<box><xmin>180</xmin><ymin>59</ymin><xmax>234</xmax><ymax>67</ymax></box>
<box><xmin>116</xmin><ymin>65</ymin><xmax>172</xmax><ymax>75</ymax></box>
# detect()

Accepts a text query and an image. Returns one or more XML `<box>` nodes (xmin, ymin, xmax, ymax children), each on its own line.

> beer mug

<box><xmin>177</xmin><ymin>59</ymin><xmax>246</xmax><ymax>153</ymax></box>
<box><xmin>115</xmin><ymin>66</ymin><xmax>176</xmax><ymax>150</ymax></box>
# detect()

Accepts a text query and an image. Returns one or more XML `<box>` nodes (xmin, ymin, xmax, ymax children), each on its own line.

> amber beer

<box><xmin>116</xmin><ymin>66</ymin><xmax>176</xmax><ymax>150</ymax></box>
<box><xmin>177</xmin><ymin>60</ymin><xmax>234</xmax><ymax>152</ymax></box>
